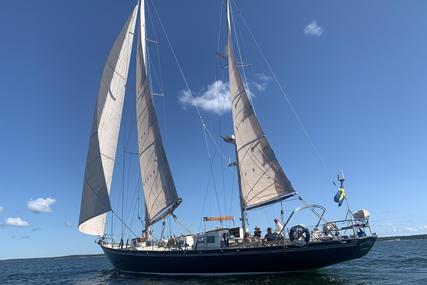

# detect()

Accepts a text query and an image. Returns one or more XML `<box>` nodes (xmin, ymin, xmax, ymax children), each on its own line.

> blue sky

<box><xmin>1</xmin><ymin>0</ymin><xmax>427</xmax><ymax>260</ymax></box>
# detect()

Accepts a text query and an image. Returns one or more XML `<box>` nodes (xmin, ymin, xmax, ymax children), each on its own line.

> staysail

<box><xmin>136</xmin><ymin>2</ymin><xmax>181</xmax><ymax>227</ymax></box>
<box><xmin>79</xmin><ymin>6</ymin><xmax>138</xmax><ymax>236</ymax></box>
<box><xmin>226</xmin><ymin>1</ymin><xmax>295</xmax><ymax>210</ymax></box>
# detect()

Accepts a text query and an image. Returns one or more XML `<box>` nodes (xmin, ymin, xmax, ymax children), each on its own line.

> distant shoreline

<box><xmin>377</xmin><ymin>234</ymin><xmax>427</xmax><ymax>241</ymax></box>
<box><xmin>1</xmin><ymin>254</ymin><xmax>105</xmax><ymax>262</ymax></box>
<box><xmin>2</xmin><ymin>234</ymin><xmax>426</xmax><ymax>261</ymax></box>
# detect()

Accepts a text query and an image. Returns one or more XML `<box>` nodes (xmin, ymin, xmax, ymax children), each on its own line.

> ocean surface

<box><xmin>1</xmin><ymin>239</ymin><xmax>426</xmax><ymax>285</ymax></box>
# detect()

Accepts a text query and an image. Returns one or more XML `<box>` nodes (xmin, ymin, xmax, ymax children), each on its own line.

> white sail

<box><xmin>226</xmin><ymin>1</ymin><xmax>295</xmax><ymax>210</ymax></box>
<box><xmin>140</xmin><ymin>0</ymin><xmax>148</xmax><ymax>72</ymax></box>
<box><xmin>79</xmin><ymin>6</ymin><xmax>138</xmax><ymax>236</ymax></box>
<box><xmin>136</xmin><ymin>5</ymin><xmax>181</xmax><ymax>227</ymax></box>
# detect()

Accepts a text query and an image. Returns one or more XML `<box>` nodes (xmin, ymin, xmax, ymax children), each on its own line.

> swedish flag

<box><xmin>334</xmin><ymin>186</ymin><xmax>346</xmax><ymax>207</ymax></box>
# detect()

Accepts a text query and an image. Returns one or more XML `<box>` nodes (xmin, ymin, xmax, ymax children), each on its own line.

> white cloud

<box><xmin>403</xmin><ymin>227</ymin><xmax>417</xmax><ymax>233</ymax></box>
<box><xmin>3</xmin><ymin>217</ymin><xmax>30</xmax><ymax>227</ymax></box>
<box><xmin>27</xmin><ymin>197</ymin><xmax>56</xmax><ymax>213</ymax></box>
<box><xmin>391</xmin><ymin>225</ymin><xmax>420</xmax><ymax>234</ymax></box>
<box><xmin>178</xmin><ymin>74</ymin><xmax>271</xmax><ymax>115</ymax></box>
<box><xmin>0</xmin><ymin>206</ymin><xmax>4</xmax><ymax>213</ymax></box>
<box><xmin>304</xmin><ymin>21</ymin><xmax>323</xmax><ymax>37</ymax></box>
<box><xmin>424</xmin><ymin>225</ymin><xmax>427</xmax><ymax>230</ymax></box>
<box><xmin>179</xmin><ymin>80</ymin><xmax>230</xmax><ymax>114</ymax></box>
<box><xmin>251</xmin><ymin>73</ymin><xmax>272</xmax><ymax>92</ymax></box>
<box><xmin>65</xmin><ymin>221</ymin><xmax>73</xmax><ymax>228</ymax></box>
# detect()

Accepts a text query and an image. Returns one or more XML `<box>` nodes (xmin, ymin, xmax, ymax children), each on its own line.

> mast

<box><xmin>140</xmin><ymin>0</ymin><xmax>148</xmax><ymax>74</ymax></box>
<box><xmin>139</xmin><ymin>0</ymin><xmax>149</xmax><ymax>237</ymax></box>
<box><xmin>225</xmin><ymin>0</ymin><xmax>295</xmax><ymax>218</ymax></box>
<box><xmin>136</xmin><ymin>0</ymin><xmax>182</xmax><ymax>232</ymax></box>
<box><xmin>224</xmin><ymin>135</ymin><xmax>248</xmax><ymax>233</ymax></box>
<box><xmin>225</xmin><ymin>0</ymin><xmax>247</xmax><ymax>233</ymax></box>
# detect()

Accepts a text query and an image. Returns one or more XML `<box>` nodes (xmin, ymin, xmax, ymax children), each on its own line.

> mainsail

<box><xmin>136</xmin><ymin>2</ymin><xmax>181</xmax><ymax>227</ymax></box>
<box><xmin>79</xmin><ymin>6</ymin><xmax>138</xmax><ymax>236</ymax></box>
<box><xmin>226</xmin><ymin>1</ymin><xmax>295</xmax><ymax>210</ymax></box>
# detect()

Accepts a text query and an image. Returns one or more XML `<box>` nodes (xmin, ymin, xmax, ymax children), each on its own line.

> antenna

<box><xmin>337</xmin><ymin>170</ymin><xmax>345</xmax><ymax>188</ymax></box>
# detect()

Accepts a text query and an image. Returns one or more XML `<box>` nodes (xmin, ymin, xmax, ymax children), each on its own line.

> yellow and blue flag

<box><xmin>334</xmin><ymin>187</ymin><xmax>346</xmax><ymax>207</ymax></box>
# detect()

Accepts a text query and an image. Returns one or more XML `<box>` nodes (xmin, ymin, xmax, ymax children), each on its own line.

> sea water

<box><xmin>1</xmin><ymin>239</ymin><xmax>426</xmax><ymax>285</ymax></box>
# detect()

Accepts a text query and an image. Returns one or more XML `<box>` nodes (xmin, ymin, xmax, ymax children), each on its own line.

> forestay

<box><xmin>136</xmin><ymin>3</ymin><xmax>181</xmax><ymax>227</ymax></box>
<box><xmin>79</xmin><ymin>6</ymin><xmax>138</xmax><ymax>236</ymax></box>
<box><xmin>226</xmin><ymin>1</ymin><xmax>295</xmax><ymax>210</ymax></box>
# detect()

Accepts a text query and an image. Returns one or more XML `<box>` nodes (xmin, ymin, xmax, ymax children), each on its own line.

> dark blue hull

<box><xmin>101</xmin><ymin>236</ymin><xmax>376</xmax><ymax>276</ymax></box>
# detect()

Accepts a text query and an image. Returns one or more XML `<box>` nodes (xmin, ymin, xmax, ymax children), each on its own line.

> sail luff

<box><xmin>136</xmin><ymin>4</ymin><xmax>181</xmax><ymax>228</ymax></box>
<box><xmin>140</xmin><ymin>0</ymin><xmax>148</xmax><ymax>74</ymax></box>
<box><xmin>79</xmin><ymin>6</ymin><xmax>138</xmax><ymax>236</ymax></box>
<box><xmin>226</xmin><ymin>1</ymin><xmax>295</xmax><ymax>210</ymax></box>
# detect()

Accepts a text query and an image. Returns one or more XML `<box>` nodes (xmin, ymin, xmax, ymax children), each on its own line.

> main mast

<box><xmin>225</xmin><ymin>0</ymin><xmax>248</xmax><ymax>233</ymax></box>
<box><xmin>225</xmin><ymin>0</ymin><xmax>296</xmax><ymax>233</ymax></box>
<box><xmin>224</xmin><ymin>135</ymin><xmax>248</xmax><ymax>233</ymax></box>
<box><xmin>139</xmin><ymin>0</ymin><xmax>149</xmax><ymax>238</ymax></box>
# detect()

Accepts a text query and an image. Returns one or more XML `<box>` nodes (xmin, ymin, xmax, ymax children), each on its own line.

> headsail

<box><xmin>226</xmin><ymin>1</ymin><xmax>295</xmax><ymax>210</ymax></box>
<box><xmin>136</xmin><ymin>2</ymin><xmax>181</xmax><ymax>227</ymax></box>
<box><xmin>79</xmin><ymin>6</ymin><xmax>138</xmax><ymax>236</ymax></box>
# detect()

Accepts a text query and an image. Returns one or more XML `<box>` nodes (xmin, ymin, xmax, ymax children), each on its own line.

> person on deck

<box><xmin>254</xmin><ymin>226</ymin><xmax>262</xmax><ymax>240</ymax></box>
<box><xmin>222</xmin><ymin>232</ymin><xmax>230</xmax><ymax>247</ymax></box>
<box><xmin>274</xmin><ymin>218</ymin><xmax>284</xmax><ymax>237</ymax></box>
<box><xmin>264</xmin><ymin>227</ymin><xmax>276</xmax><ymax>242</ymax></box>
<box><xmin>243</xmin><ymin>232</ymin><xmax>251</xmax><ymax>244</ymax></box>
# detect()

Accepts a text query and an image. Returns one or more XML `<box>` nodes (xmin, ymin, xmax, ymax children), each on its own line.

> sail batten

<box><xmin>136</xmin><ymin>4</ymin><xmax>181</xmax><ymax>228</ymax></box>
<box><xmin>79</xmin><ymin>6</ymin><xmax>138</xmax><ymax>236</ymax></box>
<box><xmin>226</xmin><ymin>1</ymin><xmax>295</xmax><ymax>210</ymax></box>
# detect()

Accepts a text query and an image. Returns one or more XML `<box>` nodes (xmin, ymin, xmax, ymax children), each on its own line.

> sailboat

<box><xmin>79</xmin><ymin>0</ymin><xmax>376</xmax><ymax>275</ymax></box>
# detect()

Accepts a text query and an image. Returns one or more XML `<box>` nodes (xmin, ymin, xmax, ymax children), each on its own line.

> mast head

<box><xmin>337</xmin><ymin>171</ymin><xmax>345</xmax><ymax>188</ymax></box>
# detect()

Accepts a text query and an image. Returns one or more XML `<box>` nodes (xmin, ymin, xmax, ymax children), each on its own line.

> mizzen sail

<box><xmin>136</xmin><ymin>3</ymin><xmax>181</xmax><ymax>227</ymax></box>
<box><xmin>226</xmin><ymin>1</ymin><xmax>295</xmax><ymax>210</ymax></box>
<box><xmin>79</xmin><ymin>6</ymin><xmax>138</xmax><ymax>236</ymax></box>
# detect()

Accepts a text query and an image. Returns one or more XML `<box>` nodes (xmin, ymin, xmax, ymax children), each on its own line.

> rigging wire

<box><xmin>228</xmin><ymin>165</ymin><xmax>237</xmax><ymax>217</ymax></box>
<box><xmin>214</xmin><ymin>1</ymin><xmax>228</xmax><ymax>221</ymax></box>
<box><xmin>217</xmin><ymin>0</ymin><xmax>240</xmax><ymax>227</ymax></box>
<box><xmin>150</xmin><ymin>1</ymin><xmax>204</xmax><ymax>126</ymax></box>
<box><xmin>204</xmin><ymin>127</ymin><xmax>229</xmax><ymax>164</ymax></box>
<box><xmin>167</xmin><ymin>216</ymin><xmax>172</xmax><ymax>238</ymax></box>
<box><xmin>110</xmin><ymin>207</ymin><xmax>114</xmax><ymax>238</ymax></box>
<box><xmin>150</xmin><ymin>1</ymin><xmax>224</xmax><ymax>220</ymax></box>
<box><xmin>137</xmin><ymin>181</ymin><xmax>141</xmax><ymax>224</ymax></box>
<box><xmin>123</xmin><ymin>171</ymin><xmax>140</xmax><ymax>230</ymax></box>
<box><xmin>120</xmin><ymin>81</ymin><xmax>127</xmax><ymax>241</ymax></box>
<box><xmin>111</xmin><ymin>210</ymin><xmax>139</xmax><ymax>238</ymax></box>
<box><xmin>202</xmin><ymin>136</ymin><xmax>223</xmax><ymax>223</ymax></box>
<box><xmin>125</xmin><ymin>192</ymin><xmax>140</xmax><ymax>240</ymax></box>
<box><xmin>198</xmin><ymin>162</ymin><xmax>214</xmax><ymax>232</ymax></box>
<box><xmin>173</xmin><ymin>215</ymin><xmax>193</xmax><ymax>235</ymax></box>
<box><xmin>113</xmin><ymin>0</ymin><xmax>172</xmax><ymax>240</ymax></box>
<box><xmin>230</xmin><ymin>1</ymin><xmax>257</xmax><ymax>115</ymax></box>
<box><xmin>80</xmin><ymin>173</ymin><xmax>137</xmax><ymax>239</ymax></box>
<box><xmin>146</xmin><ymin>0</ymin><xmax>169</xmax><ymax>145</ymax></box>
<box><xmin>233</xmin><ymin>1</ymin><xmax>328</xmax><ymax>170</ymax></box>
